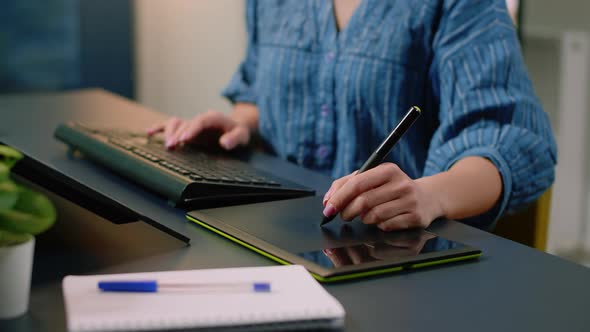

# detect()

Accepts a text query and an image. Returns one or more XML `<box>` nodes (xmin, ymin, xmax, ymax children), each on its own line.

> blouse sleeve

<box><xmin>221</xmin><ymin>0</ymin><xmax>258</xmax><ymax>104</ymax></box>
<box><xmin>424</xmin><ymin>0</ymin><xmax>557</xmax><ymax>228</ymax></box>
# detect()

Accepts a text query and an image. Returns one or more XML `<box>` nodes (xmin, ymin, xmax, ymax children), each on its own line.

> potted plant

<box><xmin>0</xmin><ymin>145</ymin><xmax>56</xmax><ymax>319</ymax></box>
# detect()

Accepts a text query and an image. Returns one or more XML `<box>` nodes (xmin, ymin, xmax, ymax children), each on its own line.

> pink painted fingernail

<box><xmin>323</xmin><ymin>203</ymin><xmax>337</xmax><ymax>218</ymax></box>
<box><xmin>166</xmin><ymin>139</ymin><xmax>176</xmax><ymax>150</ymax></box>
<box><xmin>322</xmin><ymin>188</ymin><xmax>333</xmax><ymax>206</ymax></box>
<box><xmin>179</xmin><ymin>133</ymin><xmax>188</xmax><ymax>142</ymax></box>
<box><xmin>221</xmin><ymin>138</ymin><xmax>234</xmax><ymax>150</ymax></box>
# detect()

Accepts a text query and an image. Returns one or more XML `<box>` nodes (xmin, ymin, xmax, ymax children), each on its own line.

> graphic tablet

<box><xmin>187</xmin><ymin>196</ymin><xmax>481</xmax><ymax>282</ymax></box>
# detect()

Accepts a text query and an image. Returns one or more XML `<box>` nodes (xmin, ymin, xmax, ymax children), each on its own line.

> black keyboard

<box><xmin>54</xmin><ymin>122</ymin><xmax>315</xmax><ymax>208</ymax></box>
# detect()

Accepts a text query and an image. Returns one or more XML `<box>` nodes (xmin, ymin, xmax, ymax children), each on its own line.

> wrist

<box><xmin>417</xmin><ymin>157</ymin><xmax>502</xmax><ymax>221</ymax></box>
<box><xmin>415</xmin><ymin>173</ymin><xmax>449</xmax><ymax>221</ymax></box>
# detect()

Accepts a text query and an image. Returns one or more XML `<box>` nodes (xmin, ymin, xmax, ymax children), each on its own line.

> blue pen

<box><xmin>98</xmin><ymin>280</ymin><xmax>271</xmax><ymax>293</ymax></box>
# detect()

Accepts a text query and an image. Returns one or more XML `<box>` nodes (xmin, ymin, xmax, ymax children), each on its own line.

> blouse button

<box><xmin>316</xmin><ymin>145</ymin><xmax>330</xmax><ymax>159</ymax></box>
<box><xmin>321</xmin><ymin>104</ymin><xmax>330</xmax><ymax>116</ymax></box>
<box><xmin>325</xmin><ymin>52</ymin><xmax>335</xmax><ymax>62</ymax></box>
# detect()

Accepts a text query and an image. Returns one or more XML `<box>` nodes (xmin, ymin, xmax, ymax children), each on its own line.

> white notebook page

<box><xmin>62</xmin><ymin>265</ymin><xmax>345</xmax><ymax>332</ymax></box>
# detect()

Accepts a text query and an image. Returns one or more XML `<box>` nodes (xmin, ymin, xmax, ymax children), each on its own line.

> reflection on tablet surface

<box><xmin>298</xmin><ymin>231</ymin><xmax>464</xmax><ymax>269</ymax></box>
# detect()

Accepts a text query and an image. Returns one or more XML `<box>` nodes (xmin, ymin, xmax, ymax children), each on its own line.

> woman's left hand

<box><xmin>322</xmin><ymin>163</ymin><xmax>444</xmax><ymax>232</ymax></box>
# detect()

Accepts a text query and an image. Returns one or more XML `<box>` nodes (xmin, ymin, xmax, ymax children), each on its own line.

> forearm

<box><xmin>417</xmin><ymin>156</ymin><xmax>502</xmax><ymax>220</ymax></box>
<box><xmin>230</xmin><ymin>102</ymin><xmax>259</xmax><ymax>132</ymax></box>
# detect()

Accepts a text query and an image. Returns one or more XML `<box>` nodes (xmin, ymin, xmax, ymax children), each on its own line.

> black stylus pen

<box><xmin>320</xmin><ymin>106</ymin><xmax>422</xmax><ymax>226</ymax></box>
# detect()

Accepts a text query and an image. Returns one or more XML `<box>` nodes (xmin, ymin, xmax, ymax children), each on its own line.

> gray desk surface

<box><xmin>0</xmin><ymin>89</ymin><xmax>588</xmax><ymax>331</ymax></box>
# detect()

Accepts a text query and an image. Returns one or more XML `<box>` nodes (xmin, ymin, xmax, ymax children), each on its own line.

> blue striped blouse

<box><xmin>222</xmin><ymin>0</ymin><xmax>557</xmax><ymax>228</ymax></box>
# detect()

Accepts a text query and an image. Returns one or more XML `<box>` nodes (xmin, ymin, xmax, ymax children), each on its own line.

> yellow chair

<box><xmin>492</xmin><ymin>189</ymin><xmax>552</xmax><ymax>251</ymax></box>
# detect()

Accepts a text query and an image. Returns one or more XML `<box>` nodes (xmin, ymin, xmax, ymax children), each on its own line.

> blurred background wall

<box><xmin>0</xmin><ymin>0</ymin><xmax>134</xmax><ymax>97</ymax></box>
<box><xmin>520</xmin><ymin>0</ymin><xmax>590</xmax><ymax>264</ymax></box>
<box><xmin>0</xmin><ymin>0</ymin><xmax>81</xmax><ymax>92</ymax></box>
<box><xmin>135</xmin><ymin>0</ymin><xmax>245</xmax><ymax>117</ymax></box>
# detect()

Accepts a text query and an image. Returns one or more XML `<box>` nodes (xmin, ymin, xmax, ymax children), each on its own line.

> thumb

<box><xmin>219</xmin><ymin>125</ymin><xmax>250</xmax><ymax>150</ymax></box>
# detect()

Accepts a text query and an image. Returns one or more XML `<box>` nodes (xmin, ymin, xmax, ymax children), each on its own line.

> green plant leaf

<box><xmin>0</xmin><ymin>163</ymin><xmax>8</xmax><ymax>182</ymax></box>
<box><xmin>0</xmin><ymin>180</ymin><xmax>19</xmax><ymax>210</ymax></box>
<box><xmin>0</xmin><ymin>145</ymin><xmax>23</xmax><ymax>169</ymax></box>
<box><xmin>0</xmin><ymin>186</ymin><xmax>56</xmax><ymax>236</ymax></box>
<box><xmin>0</xmin><ymin>229</ymin><xmax>31</xmax><ymax>247</ymax></box>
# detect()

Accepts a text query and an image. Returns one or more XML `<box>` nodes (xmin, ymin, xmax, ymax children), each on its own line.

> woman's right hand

<box><xmin>146</xmin><ymin>110</ymin><xmax>252</xmax><ymax>151</ymax></box>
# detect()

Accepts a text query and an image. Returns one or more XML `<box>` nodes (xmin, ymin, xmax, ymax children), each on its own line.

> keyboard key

<box><xmin>189</xmin><ymin>174</ymin><xmax>203</xmax><ymax>181</ymax></box>
<box><xmin>252</xmin><ymin>178</ymin><xmax>275</xmax><ymax>186</ymax></box>
<box><xmin>202</xmin><ymin>174</ymin><xmax>221</xmax><ymax>181</ymax></box>
<box><xmin>109</xmin><ymin>138</ymin><xmax>131</xmax><ymax>149</ymax></box>
<box><xmin>177</xmin><ymin>168</ymin><xmax>190</xmax><ymax>175</ymax></box>
<box><xmin>232</xmin><ymin>177</ymin><xmax>251</xmax><ymax>184</ymax></box>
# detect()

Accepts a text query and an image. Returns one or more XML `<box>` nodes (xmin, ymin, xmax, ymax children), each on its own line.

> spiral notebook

<box><xmin>62</xmin><ymin>265</ymin><xmax>345</xmax><ymax>332</ymax></box>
